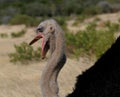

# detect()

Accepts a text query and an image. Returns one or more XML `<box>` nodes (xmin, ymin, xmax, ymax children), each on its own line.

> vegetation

<box><xmin>4</xmin><ymin>0</ymin><xmax>120</xmax><ymax>64</ymax></box>
<box><xmin>11</xmin><ymin>29</ymin><xmax>26</xmax><ymax>38</ymax></box>
<box><xmin>0</xmin><ymin>0</ymin><xmax>120</xmax><ymax>25</ymax></box>
<box><xmin>65</xmin><ymin>21</ymin><xmax>118</xmax><ymax>58</ymax></box>
<box><xmin>0</xmin><ymin>33</ymin><xmax>8</xmax><ymax>38</ymax></box>
<box><xmin>9</xmin><ymin>14</ymin><xmax>42</xmax><ymax>27</ymax></box>
<box><xmin>9</xmin><ymin>20</ymin><xmax>120</xmax><ymax>64</ymax></box>
<box><xmin>9</xmin><ymin>42</ymin><xmax>41</xmax><ymax>64</ymax></box>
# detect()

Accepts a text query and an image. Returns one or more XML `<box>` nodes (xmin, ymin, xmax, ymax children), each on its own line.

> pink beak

<box><xmin>29</xmin><ymin>33</ymin><xmax>43</xmax><ymax>45</ymax></box>
<box><xmin>29</xmin><ymin>32</ymin><xmax>47</xmax><ymax>59</ymax></box>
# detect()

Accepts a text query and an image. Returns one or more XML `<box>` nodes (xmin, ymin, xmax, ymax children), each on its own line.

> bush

<box><xmin>9</xmin><ymin>14</ymin><xmax>41</xmax><ymax>27</ymax></box>
<box><xmin>24</xmin><ymin>2</ymin><xmax>52</xmax><ymax>16</ymax></box>
<box><xmin>83</xmin><ymin>6</ymin><xmax>102</xmax><ymax>15</ymax></box>
<box><xmin>105</xmin><ymin>21</ymin><xmax>120</xmax><ymax>32</ymax></box>
<box><xmin>0</xmin><ymin>33</ymin><xmax>8</xmax><ymax>38</ymax></box>
<box><xmin>65</xmin><ymin>22</ymin><xmax>115</xmax><ymax>58</ymax></box>
<box><xmin>11</xmin><ymin>29</ymin><xmax>26</xmax><ymax>38</ymax></box>
<box><xmin>9</xmin><ymin>42</ymin><xmax>41</xmax><ymax>64</ymax></box>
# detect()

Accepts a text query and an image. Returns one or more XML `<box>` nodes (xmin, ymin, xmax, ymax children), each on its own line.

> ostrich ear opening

<box><xmin>49</xmin><ymin>25</ymin><xmax>55</xmax><ymax>33</ymax></box>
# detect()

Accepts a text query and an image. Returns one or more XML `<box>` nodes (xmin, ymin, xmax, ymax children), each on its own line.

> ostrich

<box><xmin>29</xmin><ymin>19</ymin><xmax>66</xmax><ymax>97</ymax></box>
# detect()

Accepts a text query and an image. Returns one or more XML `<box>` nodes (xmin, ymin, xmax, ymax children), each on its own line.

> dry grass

<box><xmin>0</xmin><ymin>57</ymin><xmax>93</xmax><ymax>97</ymax></box>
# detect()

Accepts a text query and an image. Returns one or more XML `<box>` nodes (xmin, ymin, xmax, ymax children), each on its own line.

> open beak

<box><xmin>29</xmin><ymin>32</ymin><xmax>49</xmax><ymax>59</ymax></box>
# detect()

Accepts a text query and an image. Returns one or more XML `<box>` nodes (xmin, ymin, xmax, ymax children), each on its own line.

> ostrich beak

<box><xmin>29</xmin><ymin>33</ymin><xmax>43</xmax><ymax>45</ymax></box>
<box><xmin>29</xmin><ymin>32</ymin><xmax>48</xmax><ymax>59</ymax></box>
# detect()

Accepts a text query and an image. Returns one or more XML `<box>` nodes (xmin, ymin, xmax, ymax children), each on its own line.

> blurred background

<box><xmin>0</xmin><ymin>0</ymin><xmax>120</xmax><ymax>24</ymax></box>
<box><xmin>0</xmin><ymin>0</ymin><xmax>120</xmax><ymax>97</ymax></box>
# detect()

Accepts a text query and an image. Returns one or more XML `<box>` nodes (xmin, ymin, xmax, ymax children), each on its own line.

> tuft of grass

<box><xmin>9</xmin><ymin>42</ymin><xmax>41</xmax><ymax>64</ymax></box>
<box><xmin>11</xmin><ymin>29</ymin><xmax>26</xmax><ymax>38</ymax></box>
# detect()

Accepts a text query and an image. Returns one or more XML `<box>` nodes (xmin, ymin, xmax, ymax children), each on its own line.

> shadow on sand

<box><xmin>67</xmin><ymin>36</ymin><xmax>120</xmax><ymax>97</ymax></box>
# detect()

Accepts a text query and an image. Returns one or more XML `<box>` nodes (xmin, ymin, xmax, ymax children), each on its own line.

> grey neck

<box><xmin>40</xmin><ymin>29</ymin><xmax>66</xmax><ymax>97</ymax></box>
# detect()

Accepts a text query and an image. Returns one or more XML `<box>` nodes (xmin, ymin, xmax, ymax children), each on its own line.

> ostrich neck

<box><xmin>48</xmin><ymin>31</ymin><xmax>66</xmax><ymax>72</ymax></box>
<box><xmin>53</xmin><ymin>32</ymin><xmax>65</xmax><ymax>58</ymax></box>
<box><xmin>40</xmin><ymin>31</ymin><xmax>66</xmax><ymax>97</ymax></box>
<box><xmin>50</xmin><ymin>31</ymin><xmax>65</xmax><ymax>56</ymax></box>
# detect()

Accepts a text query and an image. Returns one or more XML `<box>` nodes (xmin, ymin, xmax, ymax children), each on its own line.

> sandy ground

<box><xmin>0</xmin><ymin>12</ymin><xmax>120</xmax><ymax>97</ymax></box>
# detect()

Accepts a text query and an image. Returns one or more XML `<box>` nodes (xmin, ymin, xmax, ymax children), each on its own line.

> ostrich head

<box><xmin>29</xmin><ymin>19</ymin><xmax>59</xmax><ymax>59</ymax></box>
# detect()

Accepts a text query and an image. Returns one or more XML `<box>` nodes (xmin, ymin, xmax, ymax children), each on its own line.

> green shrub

<box><xmin>105</xmin><ymin>21</ymin><xmax>120</xmax><ymax>32</ymax></box>
<box><xmin>119</xmin><ymin>18</ymin><xmax>120</xmax><ymax>23</ymax></box>
<box><xmin>94</xmin><ymin>17</ymin><xmax>101</xmax><ymax>22</ymax></box>
<box><xmin>83</xmin><ymin>6</ymin><xmax>102</xmax><ymax>15</ymax></box>
<box><xmin>11</xmin><ymin>29</ymin><xmax>26</xmax><ymax>38</ymax></box>
<box><xmin>72</xmin><ymin>15</ymin><xmax>90</xmax><ymax>27</ymax></box>
<box><xmin>65</xmin><ymin>22</ymin><xmax>115</xmax><ymax>58</ymax></box>
<box><xmin>94</xmin><ymin>30</ymin><xmax>114</xmax><ymax>57</ymax></box>
<box><xmin>9</xmin><ymin>42</ymin><xmax>41</xmax><ymax>64</ymax></box>
<box><xmin>76</xmin><ymin>15</ymin><xmax>89</xmax><ymax>22</ymax></box>
<box><xmin>0</xmin><ymin>33</ymin><xmax>8</xmax><ymax>38</ymax></box>
<box><xmin>86</xmin><ymin>22</ymin><xmax>97</xmax><ymax>30</ymax></box>
<box><xmin>9</xmin><ymin>14</ymin><xmax>41</xmax><ymax>27</ymax></box>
